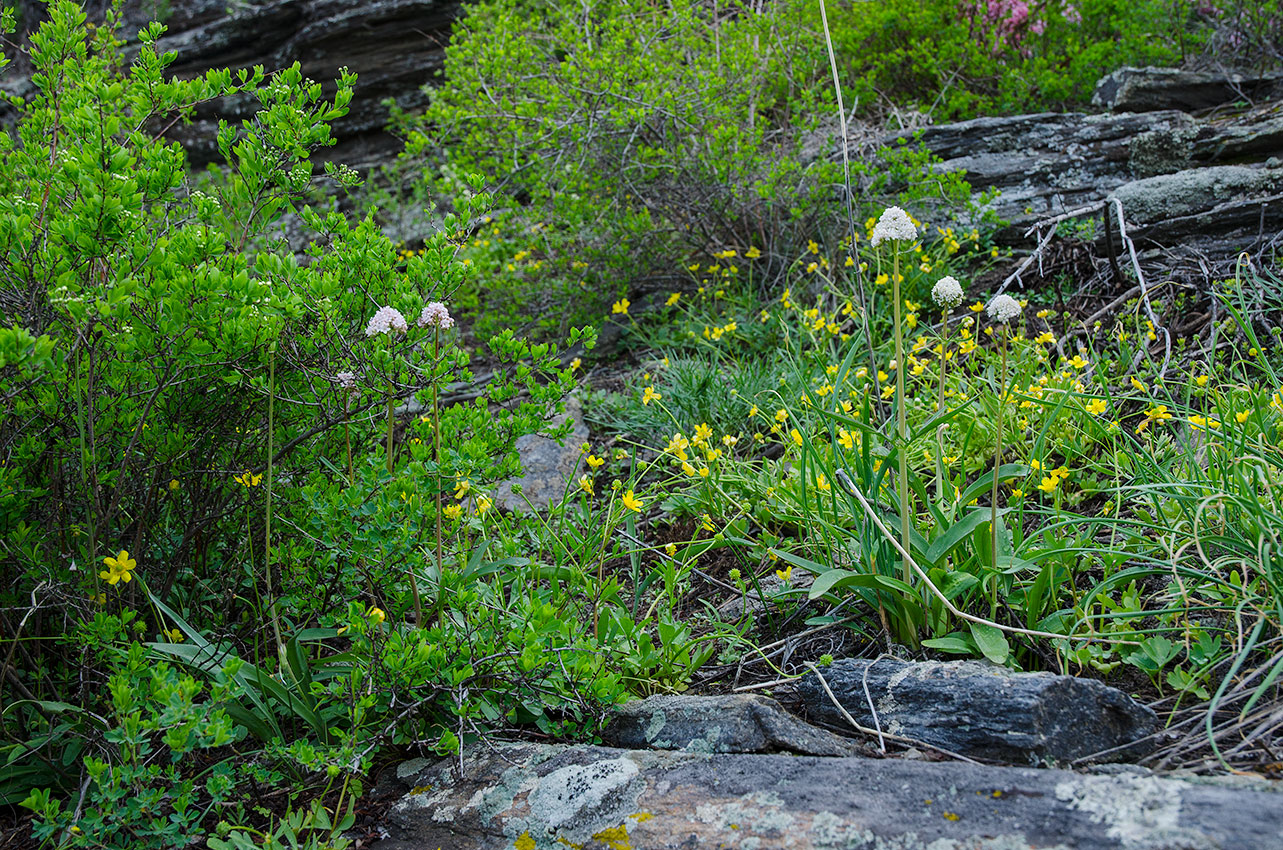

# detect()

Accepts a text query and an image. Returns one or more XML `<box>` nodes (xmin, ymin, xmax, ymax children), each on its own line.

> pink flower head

<box><xmin>365</xmin><ymin>306</ymin><xmax>408</xmax><ymax>337</ymax></box>
<box><xmin>418</xmin><ymin>301</ymin><xmax>454</xmax><ymax>330</ymax></box>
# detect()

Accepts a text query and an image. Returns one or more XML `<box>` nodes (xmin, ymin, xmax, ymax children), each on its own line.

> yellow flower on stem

<box><xmin>611</xmin><ymin>298</ymin><xmax>630</xmax><ymax>315</ymax></box>
<box><xmin>586</xmin><ymin>454</ymin><xmax>605</xmax><ymax>469</ymax></box>
<box><xmin>234</xmin><ymin>471</ymin><xmax>263</xmax><ymax>487</ymax></box>
<box><xmin>475</xmin><ymin>495</ymin><xmax>493</xmax><ymax>516</ymax></box>
<box><xmin>369</xmin><ymin>607</ymin><xmax>387</xmax><ymax>625</ymax></box>
<box><xmin>578</xmin><ymin>474</ymin><xmax>594</xmax><ymax>496</ymax></box>
<box><xmin>453</xmin><ymin>479</ymin><xmax>471</xmax><ymax>499</ymax></box>
<box><xmin>621</xmin><ymin>490</ymin><xmax>644</xmax><ymax>512</ymax></box>
<box><xmin>100</xmin><ymin>550</ymin><xmax>136</xmax><ymax>585</ymax></box>
<box><xmin>1085</xmin><ymin>398</ymin><xmax>1107</xmax><ymax>416</ymax></box>
<box><xmin>443</xmin><ymin>504</ymin><xmax>462</xmax><ymax>521</ymax></box>
<box><xmin>642</xmin><ymin>386</ymin><xmax>662</xmax><ymax>406</ymax></box>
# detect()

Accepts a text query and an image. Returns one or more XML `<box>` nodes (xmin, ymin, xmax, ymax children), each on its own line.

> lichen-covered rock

<box><xmin>374</xmin><ymin>742</ymin><xmax>1283</xmax><ymax>850</ymax></box>
<box><xmin>797</xmin><ymin>658</ymin><xmax>1159</xmax><ymax>765</ymax></box>
<box><xmin>1093</xmin><ymin>66</ymin><xmax>1283</xmax><ymax>113</ymax></box>
<box><xmin>601</xmin><ymin>693</ymin><xmax>865</xmax><ymax>757</ymax></box>
<box><xmin>867</xmin><ymin>98</ymin><xmax>1283</xmax><ymax>258</ymax></box>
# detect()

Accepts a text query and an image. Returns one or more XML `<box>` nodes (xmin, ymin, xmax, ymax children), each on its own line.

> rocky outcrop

<box><xmin>797</xmin><ymin>658</ymin><xmax>1160</xmax><ymax>765</ymax></box>
<box><xmin>375</xmin><ymin>741</ymin><xmax>1283</xmax><ymax>850</ymax></box>
<box><xmin>601</xmin><ymin>693</ymin><xmax>865</xmax><ymax>757</ymax></box>
<box><xmin>1093</xmin><ymin>66</ymin><xmax>1283</xmax><ymax>113</ymax></box>
<box><xmin>6</xmin><ymin>0</ymin><xmax>462</xmax><ymax>168</ymax></box>
<box><xmin>872</xmin><ymin>68</ymin><xmax>1283</xmax><ymax>256</ymax></box>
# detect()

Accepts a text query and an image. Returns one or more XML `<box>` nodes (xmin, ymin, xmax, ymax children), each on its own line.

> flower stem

<box><xmin>934</xmin><ymin>309</ymin><xmax>950</xmax><ymax>506</ymax></box>
<box><xmin>990</xmin><ymin>328</ymin><xmax>1009</xmax><ymax>617</ymax></box>
<box><xmin>343</xmin><ymin>394</ymin><xmax>353</xmax><ymax>487</ymax></box>
<box><xmin>386</xmin><ymin>394</ymin><xmax>395</xmax><ymax>475</ymax></box>
<box><xmin>891</xmin><ymin>251</ymin><xmax>911</xmax><ymax>586</ymax></box>
<box><xmin>433</xmin><ymin>327</ymin><xmax>444</xmax><ymax>629</ymax></box>
<box><xmin>266</xmin><ymin>347</ymin><xmax>284</xmax><ymax>663</ymax></box>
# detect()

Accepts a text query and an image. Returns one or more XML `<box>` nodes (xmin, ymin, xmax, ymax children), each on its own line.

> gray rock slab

<box><xmin>868</xmin><ymin>98</ymin><xmax>1283</xmax><ymax>257</ymax></box>
<box><xmin>1093</xmin><ymin>66</ymin><xmax>1283</xmax><ymax>113</ymax></box>
<box><xmin>496</xmin><ymin>395</ymin><xmax>589</xmax><ymax>513</ymax></box>
<box><xmin>601</xmin><ymin>693</ymin><xmax>866</xmax><ymax>757</ymax></box>
<box><xmin>797</xmin><ymin>659</ymin><xmax>1158</xmax><ymax>766</ymax></box>
<box><xmin>375</xmin><ymin>742</ymin><xmax>1283</xmax><ymax>850</ymax></box>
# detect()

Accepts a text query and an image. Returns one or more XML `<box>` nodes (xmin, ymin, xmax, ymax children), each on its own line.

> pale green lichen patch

<box><xmin>1054</xmin><ymin>774</ymin><xmax>1199</xmax><ymax>849</ymax></box>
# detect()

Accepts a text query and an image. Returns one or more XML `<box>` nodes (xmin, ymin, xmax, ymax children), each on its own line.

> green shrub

<box><xmin>0</xmin><ymin>2</ymin><xmax>603</xmax><ymax>839</ymax></box>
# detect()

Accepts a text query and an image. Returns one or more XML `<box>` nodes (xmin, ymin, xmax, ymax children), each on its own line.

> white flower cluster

<box><xmin>931</xmin><ymin>276</ymin><xmax>965</xmax><ymax>309</ymax></box>
<box><xmin>986</xmin><ymin>294</ymin><xmax>1022</xmax><ymax>324</ymax></box>
<box><xmin>870</xmin><ymin>206</ymin><xmax>917</xmax><ymax>247</ymax></box>
<box><xmin>334</xmin><ymin>371</ymin><xmax>358</xmax><ymax>393</ymax></box>
<box><xmin>365</xmin><ymin>306</ymin><xmax>408</xmax><ymax>337</ymax></box>
<box><xmin>418</xmin><ymin>301</ymin><xmax>454</xmax><ymax>330</ymax></box>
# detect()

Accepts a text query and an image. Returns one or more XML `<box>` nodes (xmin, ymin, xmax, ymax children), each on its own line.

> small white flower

<box><xmin>365</xmin><ymin>306</ymin><xmax>408</xmax><ymax>337</ymax></box>
<box><xmin>335</xmin><ymin>371</ymin><xmax>358</xmax><ymax>393</ymax></box>
<box><xmin>417</xmin><ymin>301</ymin><xmax>454</xmax><ymax>330</ymax></box>
<box><xmin>931</xmin><ymin>276</ymin><xmax>964</xmax><ymax>309</ymax></box>
<box><xmin>870</xmin><ymin>206</ymin><xmax>917</xmax><ymax>247</ymax></box>
<box><xmin>986</xmin><ymin>294</ymin><xmax>1022</xmax><ymax>324</ymax></box>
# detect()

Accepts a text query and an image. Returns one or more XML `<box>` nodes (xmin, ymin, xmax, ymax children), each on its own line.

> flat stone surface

<box><xmin>375</xmin><ymin>742</ymin><xmax>1283</xmax><ymax>850</ymax></box>
<box><xmin>798</xmin><ymin>658</ymin><xmax>1159</xmax><ymax>765</ymax></box>
<box><xmin>601</xmin><ymin>693</ymin><xmax>865</xmax><ymax>757</ymax></box>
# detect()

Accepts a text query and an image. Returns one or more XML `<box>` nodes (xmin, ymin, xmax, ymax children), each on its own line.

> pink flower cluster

<box><xmin>967</xmin><ymin>0</ymin><xmax>1080</xmax><ymax>56</ymax></box>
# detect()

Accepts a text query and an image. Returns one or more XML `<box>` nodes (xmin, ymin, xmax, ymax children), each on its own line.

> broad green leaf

<box><xmin>969</xmin><ymin>622</ymin><xmax>1010</xmax><ymax>665</ymax></box>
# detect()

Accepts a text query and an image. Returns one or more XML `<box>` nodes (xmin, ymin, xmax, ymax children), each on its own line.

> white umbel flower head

<box><xmin>870</xmin><ymin>206</ymin><xmax>917</xmax><ymax>247</ymax></box>
<box><xmin>418</xmin><ymin>301</ymin><xmax>454</xmax><ymax>330</ymax></box>
<box><xmin>365</xmin><ymin>306</ymin><xmax>408</xmax><ymax>337</ymax></box>
<box><xmin>986</xmin><ymin>294</ymin><xmax>1022</xmax><ymax>324</ymax></box>
<box><xmin>334</xmin><ymin>371</ymin><xmax>358</xmax><ymax>393</ymax></box>
<box><xmin>931</xmin><ymin>276</ymin><xmax>965</xmax><ymax>309</ymax></box>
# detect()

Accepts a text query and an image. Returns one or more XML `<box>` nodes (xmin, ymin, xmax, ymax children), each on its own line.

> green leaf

<box><xmin>957</xmin><ymin>463</ymin><xmax>1028</xmax><ymax>508</ymax></box>
<box><xmin>922</xmin><ymin>634</ymin><xmax>975</xmax><ymax>655</ymax></box>
<box><xmin>969</xmin><ymin>622</ymin><xmax>1010</xmax><ymax>665</ymax></box>
<box><xmin>807</xmin><ymin>567</ymin><xmax>915</xmax><ymax>601</ymax></box>
<box><xmin>925</xmin><ymin>508</ymin><xmax>1009</xmax><ymax>564</ymax></box>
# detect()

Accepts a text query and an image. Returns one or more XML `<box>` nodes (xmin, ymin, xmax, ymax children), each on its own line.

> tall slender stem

<box><xmin>891</xmin><ymin>251</ymin><xmax>911</xmax><ymax>586</ymax></box>
<box><xmin>990</xmin><ymin>329</ymin><xmax>1009</xmax><ymax>617</ymax></box>
<box><xmin>386</xmin><ymin>395</ymin><xmax>395</xmax><ymax>474</ymax></box>
<box><xmin>343</xmin><ymin>394</ymin><xmax>353</xmax><ymax>486</ymax></box>
<box><xmin>433</xmin><ymin>327</ymin><xmax>444</xmax><ymax>628</ymax></box>
<box><xmin>934</xmin><ymin>310</ymin><xmax>950</xmax><ymax>505</ymax></box>
<box><xmin>266</xmin><ymin>347</ymin><xmax>283</xmax><ymax>662</ymax></box>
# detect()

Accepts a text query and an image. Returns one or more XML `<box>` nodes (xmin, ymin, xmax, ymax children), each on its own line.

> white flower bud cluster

<box><xmin>870</xmin><ymin>206</ymin><xmax>917</xmax><ymax>247</ymax></box>
<box><xmin>986</xmin><ymin>294</ymin><xmax>1022</xmax><ymax>324</ymax></box>
<box><xmin>931</xmin><ymin>275</ymin><xmax>964</xmax><ymax>309</ymax></box>
<box><xmin>418</xmin><ymin>301</ymin><xmax>454</xmax><ymax>330</ymax></box>
<box><xmin>365</xmin><ymin>306</ymin><xmax>408</xmax><ymax>337</ymax></box>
